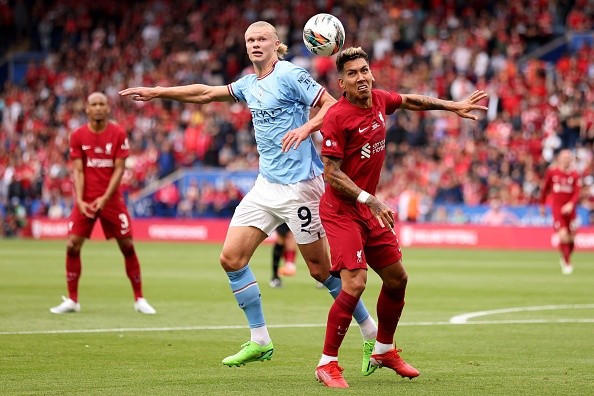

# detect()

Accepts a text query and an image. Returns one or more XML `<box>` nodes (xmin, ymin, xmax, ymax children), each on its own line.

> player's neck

<box><xmin>88</xmin><ymin>120</ymin><xmax>107</xmax><ymax>133</ymax></box>
<box><xmin>253</xmin><ymin>58</ymin><xmax>277</xmax><ymax>78</ymax></box>
<box><xmin>345</xmin><ymin>93</ymin><xmax>371</xmax><ymax>108</ymax></box>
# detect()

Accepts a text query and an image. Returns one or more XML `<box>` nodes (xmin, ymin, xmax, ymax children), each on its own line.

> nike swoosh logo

<box><xmin>358</xmin><ymin>126</ymin><xmax>369</xmax><ymax>133</ymax></box>
<box><xmin>82</xmin><ymin>145</ymin><xmax>91</xmax><ymax>150</ymax></box>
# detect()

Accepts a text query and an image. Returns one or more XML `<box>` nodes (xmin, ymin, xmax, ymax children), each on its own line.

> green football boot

<box><xmin>222</xmin><ymin>341</ymin><xmax>274</xmax><ymax>367</ymax></box>
<box><xmin>361</xmin><ymin>340</ymin><xmax>377</xmax><ymax>376</ymax></box>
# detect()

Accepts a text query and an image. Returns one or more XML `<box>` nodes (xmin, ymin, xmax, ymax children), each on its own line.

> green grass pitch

<box><xmin>1</xmin><ymin>239</ymin><xmax>592</xmax><ymax>395</ymax></box>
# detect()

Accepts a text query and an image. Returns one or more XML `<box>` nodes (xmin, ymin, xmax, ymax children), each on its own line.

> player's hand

<box><xmin>366</xmin><ymin>196</ymin><xmax>395</xmax><ymax>232</ymax></box>
<box><xmin>560</xmin><ymin>202</ymin><xmax>573</xmax><ymax>215</ymax></box>
<box><xmin>454</xmin><ymin>90</ymin><xmax>489</xmax><ymax>120</ymax></box>
<box><xmin>90</xmin><ymin>197</ymin><xmax>108</xmax><ymax>213</ymax></box>
<box><xmin>119</xmin><ymin>87</ymin><xmax>158</xmax><ymax>102</ymax></box>
<box><xmin>281</xmin><ymin>126</ymin><xmax>310</xmax><ymax>152</ymax></box>
<box><xmin>78</xmin><ymin>200</ymin><xmax>96</xmax><ymax>219</ymax></box>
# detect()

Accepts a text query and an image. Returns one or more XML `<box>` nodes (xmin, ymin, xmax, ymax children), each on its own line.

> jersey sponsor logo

<box><xmin>358</xmin><ymin>126</ymin><xmax>369</xmax><ymax>133</ymax></box>
<box><xmin>86</xmin><ymin>158</ymin><xmax>115</xmax><ymax>168</ymax></box>
<box><xmin>361</xmin><ymin>143</ymin><xmax>371</xmax><ymax>159</ymax></box>
<box><xmin>82</xmin><ymin>145</ymin><xmax>91</xmax><ymax>150</ymax></box>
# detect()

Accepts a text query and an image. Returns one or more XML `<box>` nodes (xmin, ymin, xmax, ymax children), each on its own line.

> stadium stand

<box><xmin>0</xmin><ymin>0</ymin><xmax>592</xmax><ymax>237</ymax></box>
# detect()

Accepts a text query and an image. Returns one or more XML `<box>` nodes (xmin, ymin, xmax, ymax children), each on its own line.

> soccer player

<box><xmin>119</xmin><ymin>22</ymin><xmax>377</xmax><ymax>369</ymax></box>
<box><xmin>315</xmin><ymin>47</ymin><xmax>488</xmax><ymax>388</ymax></box>
<box><xmin>269</xmin><ymin>223</ymin><xmax>298</xmax><ymax>288</ymax></box>
<box><xmin>50</xmin><ymin>92</ymin><xmax>156</xmax><ymax>315</ymax></box>
<box><xmin>539</xmin><ymin>149</ymin><xmax>581</xmax><ymax>274</ymax></box>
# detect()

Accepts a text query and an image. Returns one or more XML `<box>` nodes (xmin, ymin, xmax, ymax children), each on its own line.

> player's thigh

<box><xmin>221</xmin><ymin>226</ymin><xmax>268</xmax><ymax>270</ymax></box>
<box><xmin>99</xmin><ymin>200</ymin><xmax>132</xmax><ymax>239</ymax></box>
<box><xmin>364</xmin><ymin>225</ymin><xmax>403</xmax><ymax>272</ymax></box>
<box><xmin>320</xmin><ymin>210</ymin><xmax>367</xmax><ymax>275</ymax></box>
<box><xmin>230</xmin><ymin>179</ymin><xmax>283</xmax><ymax>237</ymax></box>
<box><xmin>68</xmin><ymin>205</ymin><xmax>96</xmax><ymax>238</ymax></box>
<box><xmin>285</xmin><ymin>176</ymin><xmax>326</xmax><ymax>245</ymax></box>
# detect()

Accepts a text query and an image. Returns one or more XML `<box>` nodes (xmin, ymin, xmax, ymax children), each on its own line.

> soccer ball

<box><xmin>303</xmin><ymin>13</ymin><xmax>345</xmax><ymax>56</ymax></box>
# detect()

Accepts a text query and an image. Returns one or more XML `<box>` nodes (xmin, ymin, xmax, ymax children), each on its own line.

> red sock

<box><xmin>323</xmin><ymin>290</ymin><xmax>359</xmax><ymax>357</ymax></box>
<box><xmin>66</xmin><ymin>251</ymin><xmax>81</xmax><ymax>302</ymax></box>
<box><xmin>376</xmin><ymin>284</ymin><xmax>405</xmax><ymax>345</ymax></box>
<box><xmin>121</xmin><ymin>245</ymin><xmax>143</xmax><ymax>300</ymax></box>
<box><xmin>284</xmin><ymin>249</ymin><xmax>296</xmax><ymax>265</ymax></box>
<box><xmin>559</xmin><ymin>242</ymin><xmax>571</xmax><ymax>263</ymax></box>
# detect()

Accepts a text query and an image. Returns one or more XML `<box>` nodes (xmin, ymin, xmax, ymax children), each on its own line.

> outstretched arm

<box><xmin>119</xmin><ymin>84</ymin><xmax>233</xmax><ymax>104</ymax></box>
<box><xmin>322</xmin><ymin>155</ymin><xmax>395</xmax><ymax>230</ymax></box>
<box><xmin>400</xmin><ymin>90</ymin><xmax>488</xmax><ymax>120</ymax></box>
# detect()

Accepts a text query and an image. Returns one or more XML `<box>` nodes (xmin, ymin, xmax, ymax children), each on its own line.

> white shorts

<box><xmin>230</xmin><ymin>174</ymin><xmax>326</xmax><ymax>244</ymax></box>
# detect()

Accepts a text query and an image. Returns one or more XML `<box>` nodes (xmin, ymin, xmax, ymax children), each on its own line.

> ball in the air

<box><xmin>303</xmin><ymin>13</ymin><xmax>345</xmax><ymax>56</ymax></box>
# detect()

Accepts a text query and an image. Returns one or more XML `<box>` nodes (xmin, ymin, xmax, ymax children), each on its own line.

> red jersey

<box><xmin>69</xmin><ymin>122</ymin><xmax>129</xmax><ymax>201</ymax></box>
<box><xmin>321</xmin><ymin>89</ymin><xmax>402</xmax><ymax>205</ymax></box>
<box><xmin>539</xmin><ymin>167</ymin><xmax>581</xmax><ymax>209</ymax></box>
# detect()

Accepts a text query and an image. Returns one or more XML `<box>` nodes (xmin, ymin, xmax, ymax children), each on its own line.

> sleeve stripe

<box><xmin>227</xmin><ymin>84</ymin><xmax>239</xmax><ymax>102</ymax></box>
<box><xmin>310</xmin><ymin>87</ymin><xmax>326</xmax><ymax>107</ymax></box>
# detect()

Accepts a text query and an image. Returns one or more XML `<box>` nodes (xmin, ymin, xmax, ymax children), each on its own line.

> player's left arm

<box><xmin>322</xmin><ymin>155</ymin><xmax>395</xmax><ymax>229</ymax></box>
<box><xmin>561</xmin><ymin>174</ymin><xmax>582</xmax><ymax>215</ymax></box>
<box><xmin>281</xmin><ymin>91</ymin><xmax>337</xmax><ymax>152</ymax></box>
<box><xmin>400</xmin><ymin>90</ymin><xmax>488</xmax><ymax>120</ymax></box>
<box><xmin>91</xmin><ymin>158</ymin><xmax>125</xmax><ymax>212</ymax></box>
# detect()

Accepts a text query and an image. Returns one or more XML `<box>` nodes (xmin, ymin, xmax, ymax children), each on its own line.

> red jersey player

<box><xmin>539</xmin><ymin>149</ymin><xmax>581</xmax><ymax>274</ymax></box>
<box><xmin>50</xmin><ymin>92</ymin><xmax>156</xmax><ymax>314</ymax></box>
<box><xmin>314</xmin><ymin>47</ymin><xmax>488</xmax><ymax>388</ymax></box>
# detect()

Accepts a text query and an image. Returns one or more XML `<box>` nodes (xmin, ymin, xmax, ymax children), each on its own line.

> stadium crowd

<box><xmin>1</xmin><ymin>0</ymin><xmax>593</xmax><ymax>236</ymax></box>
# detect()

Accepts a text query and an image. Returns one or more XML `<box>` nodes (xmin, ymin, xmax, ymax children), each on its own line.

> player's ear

<box><xmin>338</xmin><ymin>78</ymin><xmax>345</xmax><ymax>90</ymax></box>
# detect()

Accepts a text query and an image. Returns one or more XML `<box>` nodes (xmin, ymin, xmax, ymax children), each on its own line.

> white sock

<box><xmin>358</xmin><ymin>316</ymin><xmax>378</xmax><ymax>341</ymax></box>
<box><xmin>373</xmin><ymin>341</ymin><xmax>394</xmax><ymax>354</ymax></box>
<box><xmin>318</xmin><ymin>354</ymin><xmax>338</xmax><ymax>366</ymax></box>
<box><xmin>250</xmin><ymin>326</ymin><xmax>272</xmax><ymax>346</ymax></box>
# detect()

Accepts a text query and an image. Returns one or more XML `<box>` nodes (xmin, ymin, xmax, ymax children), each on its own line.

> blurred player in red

<box><xmin>50</xmin><ymin>92</ymin><xmax>156</xmax><ymax>314</ymax></box>
<box><xmin>269</xmin><ymin>223</ymin><xmax>298</xmax><ymax>288</ymax></box>
<box><xmin>315</xmin><ymin>47</ymin><xmax>488</xmax><ymax>388</ymax></box>
<box><xmin>539</xmin><ymin>149</ymin><xmax>581</xmax><ymax>274</ymax></box>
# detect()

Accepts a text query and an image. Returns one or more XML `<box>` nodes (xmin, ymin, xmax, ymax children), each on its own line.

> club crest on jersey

<box><xmin>105</xmin><ymin>143</ymin><xmax>113</xmax><ymax>155</ymax></box>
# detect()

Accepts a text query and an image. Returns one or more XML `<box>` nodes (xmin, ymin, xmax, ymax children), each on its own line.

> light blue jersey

<box><xmin>228</xmin><ymin>61</ymin><xmax>325</xmax><ymax>184</ymax></box>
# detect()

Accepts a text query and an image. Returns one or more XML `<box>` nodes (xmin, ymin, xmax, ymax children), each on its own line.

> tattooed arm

<box><xmin>322</xmin><ymin>155</ymin><xmax>395</xmax><ymax>229</ymax></box>
<box><xmin>400</xmin><ymin>90</ymin><xmax>488</xmax><ymax>120</ymax></box>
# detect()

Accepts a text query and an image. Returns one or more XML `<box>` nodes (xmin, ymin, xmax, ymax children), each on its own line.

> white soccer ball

<box><xmin>302</xmin><ymin>13</ymin><xmax>345</xmax><ymax>57</ymax></box>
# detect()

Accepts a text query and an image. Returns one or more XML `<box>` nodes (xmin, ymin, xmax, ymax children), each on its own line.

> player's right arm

<box><xmin>322</xmin><ymin>155</ymin><xmax>395</xmax><ymax>229</ymax></box>
<box><xmin>119</xmin><ymin>84</ymin><xmax>233</xmax><ymax>104</ymax></box>
<box><xmin>72</xmin><ymin>158</ymin><xmax>95</xmax><ymax>219</ymax></box>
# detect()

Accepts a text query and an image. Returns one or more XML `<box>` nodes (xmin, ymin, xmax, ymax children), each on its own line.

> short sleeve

<box><xmin>283</xmin><ymin>63</ymin><xmax>325</xmax><ymax>107</ymax></box>
<box><xmin>384</xmin><ymin>91</ymin><xmax>402</xmax><ymax>115</ymax></box>
<box><xmin>69</xmin><ymin>130</ymin><xmax>81</xmax><ymax>160</ymax></box>
<box><xmin>115</xmin><ymin>127</ymin><xmax>129</xmax><ymax>159</ymax></box>
<box><xmin>320</xmin><ymin>109</ymin><xmax>345</xmax><ymax>159</ymax></box>
<box><xmin>228</xmin><ymin>77</ymin><xmax>247</xmax><ymax>102</ymax></box>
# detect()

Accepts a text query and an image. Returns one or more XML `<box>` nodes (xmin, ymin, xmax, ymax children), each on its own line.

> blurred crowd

<box><xmin>1</xmin><ymin>0</ymin><xmax>593</xmax><ymax>236</ymax></box>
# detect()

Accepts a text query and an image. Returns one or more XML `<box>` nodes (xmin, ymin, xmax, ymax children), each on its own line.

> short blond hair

<box><xmin>247</xmin><ymin>21</ymin><xmax>288</xmax><ymax>59</ymax></box>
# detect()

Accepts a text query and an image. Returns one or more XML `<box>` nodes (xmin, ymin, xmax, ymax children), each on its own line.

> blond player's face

<box><xmin>339</xmin><ymin>58</ymin><xmax>374</xmax><ymax>102</ymax></box>
<box><xmin>557</xmin><ymin>151</ymin><xmax>572</xmax><ymax>169</ymax></box>
<box><xmin>245</xmin><ymin>27</ymin><xmax>278</xmax><ymax>64</ymax></box>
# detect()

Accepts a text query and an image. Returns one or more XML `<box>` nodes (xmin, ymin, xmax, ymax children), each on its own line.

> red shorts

<box><xmin>552</xmin><ymin>210</ymin><xmax>577</xmax><ymax>232</ymax></box>
<box><xmin>69</xmin><ymin>196</ymin><xmax>133</xmax><ymax>239</ymax></box>
<box><xmin>320</xmin><ymin>198</ymin><xmax>402</xmax><ymax>276</ymax></box>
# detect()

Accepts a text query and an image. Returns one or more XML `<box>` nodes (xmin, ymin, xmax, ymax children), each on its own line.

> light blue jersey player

<box><xmin>120</xmin><ymin>20</ymin><xmax>378</xmax><ymax>374</ymax></box>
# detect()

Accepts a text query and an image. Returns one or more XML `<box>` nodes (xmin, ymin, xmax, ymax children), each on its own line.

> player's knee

<box><xmin>219</xmin><ymin>251</ymin><xmax>243</xmax><ymax>272</ymax></box>
<box><xmin>306</xmin><ymin>260</ymin><xmax>329</xmax><ymax>282</ymax></box>
<box><xmin>383</xmin><ymin>272</ymin><xmax>408</xmax><ymax>290</ymax></box>
<box><xmin>66</xmin><ymin>241</ymin><xmax>81</xmax><ymax>257</ymax></box>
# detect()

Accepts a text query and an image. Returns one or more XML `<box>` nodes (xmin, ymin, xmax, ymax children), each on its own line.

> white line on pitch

<box><xmin>449</xmin><ymin>304</ymin><xmax>594</xmax><ymax>324</ymax></box>
<box><xmin>1</xmin><ymin>318</ymin><xmax>593</xmax><ymax>336</ymax></box>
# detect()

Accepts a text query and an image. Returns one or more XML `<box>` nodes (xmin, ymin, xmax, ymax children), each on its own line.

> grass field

<box><xmin>1</xmin><ymin>239</ymin><xmax>592</xmax><ymax>395</ymax></box>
